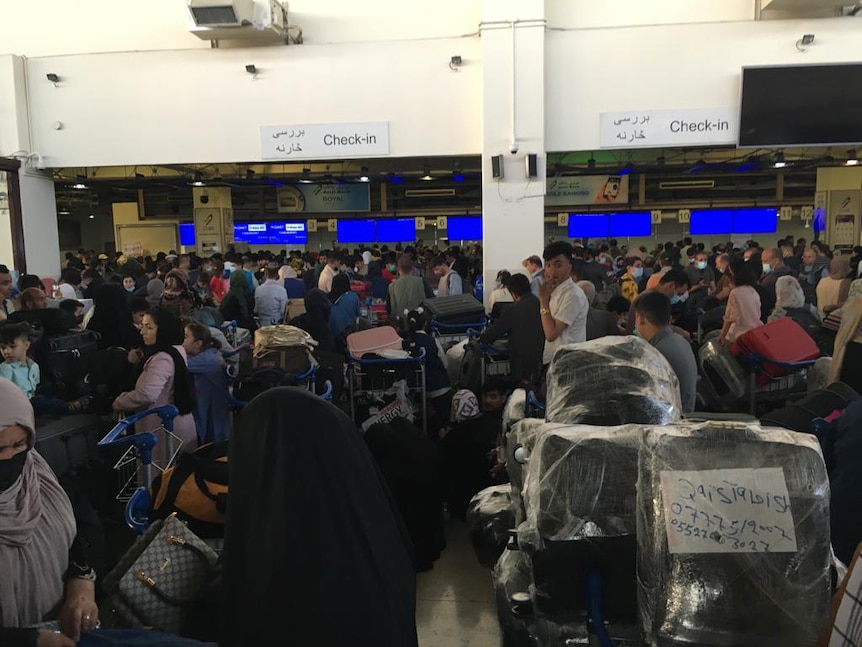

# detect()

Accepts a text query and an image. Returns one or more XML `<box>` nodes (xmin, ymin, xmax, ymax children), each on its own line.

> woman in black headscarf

<box><xmin>87</xmin><ymin>283</ymin><xmax>143</xmax><ymax>350</ymax></box>
<box><xmin>222</xmin><ymin>388</ymin><xmax>418</xmax><ymax>647</ymax></box>
<box><xmin>293</xmin><ymin>288</ymin><xmax>335</xmax><ymax>353</ymax></box>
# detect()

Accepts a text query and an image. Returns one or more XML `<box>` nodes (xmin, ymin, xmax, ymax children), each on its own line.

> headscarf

<box><xmin>0</xmin><ymin>378</ymin><xmax>76</xmax><ymax>627</ymax></box>
<box><xmin>362</xmin><ymin>251</ymin><xmax>372</xmax><ymax>266</ymax></box>
<box><xmin>830</xmin><ymin>255</ymin><xmax>852</xmax><ymax>281</ymax></box>
<box><xmin>87</xmin><ymin>283</ymin><xmax>142</xmax><ymax>349</ymax></box>
<box><xmin>226</xmin><ymin>271</ymin><xmax>250</xmax><ymax>317</ymax></box>
<box><xmin>330</xmin><ymin>272</ymin><xmax>351</xmax><ymax>303</ymax></box>
<box><xmin>278</xmin><ymin>265</ymin><xmax>297</xmax><ymax>280</ymax></box>
<box><xmin>146</xmin><ymin>277</ymin><xmax>164</xmax><ymax>308</ymax></box>
<box><xmin>164</xmin><ymin>269</ymin><xmax>191</xmax><ymax>294</ymax></box>
<box><xmin>451</xmin><ymin>389</ymin><xmax>481</xmax><ymax>422</ymax></box>
<box><xmin>770</xmin><ymin>275</ymin><xmax>806</xmax><ymax>320</ymax></box>
<box><xmin>222</xmin><ymin>388</ymin><xmax>418</xmax><ymax>647</ymax></box>
<box><xmin>829</xmin><ymin>279</ymin><xmax>862</xmax><ymax>322</ymax></box>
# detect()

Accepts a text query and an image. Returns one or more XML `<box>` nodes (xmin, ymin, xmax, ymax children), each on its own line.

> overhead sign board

<box><xmin>546</xmin><ymin>175</ymin><xmax>630</xmax><ymax>206</ymax></box>
<box><xmin>277</xmin><ymin>184</ymin><xmax>370</xmax><ymax>213</ymax></box>
<box><xmin>261</xmin><ymin>121</ymin><xmax>390</xmax><ymax>160</ymax></box>
<box><xmin>600</xmin><ymin>108</ymin><xmax>738</xmax><ymax>149</ymax></box>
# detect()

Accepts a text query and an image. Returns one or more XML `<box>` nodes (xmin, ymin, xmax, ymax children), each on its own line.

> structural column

<box><xmin>481</xmin><ymin>0</ymin><xmax>547</xmax><ymax>301</ymax></box>
<box><xmin>192</xmin><ymin>187</ymin><xmax>234</xmax><ymax>256</ymax></box>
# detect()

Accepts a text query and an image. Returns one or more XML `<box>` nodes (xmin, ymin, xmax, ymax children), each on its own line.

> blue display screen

<box><xmin>179</xmin><ymin>223</ymin><xmax>195</xmax><ymax>247</ymax></box>
<box><xmin>376</xmin><ymin>218</ymin><xmax>416</xmax><ymax>242</ymax></box>
<box><xmin>690</xmin><ymin>210</ymin><xmax>734</xmax><ymax>235</ymax></box>
<box><xmin>568</xmin><ymin>214</ymin><xmax>610</xmax><ymax>238</ymax></box>
<box><xmin>234</xmin><ymin>222</ymin><xmax>269</xmax><ymax>244</ymax></box>
<box><xmin>609</xmin><ymin>212</ymin><xmax>652</xmax><ymax>237</ymax></box>
<box><xmin>337</xmin><ymin>219</ymin><xmax>376</xmax><ymax>243</ymax></box>
<box><xmin>448</xmin><ymin>216</ymin><xmax>483</xmax><ymax>240</ymax></box>
<box><xmin>269</xmin><ymin>222</ymin><xmax>308</xmax><ymax>245</ymax></box>
<box><xmin>733</xmin><ymin>208</ymin><xmax>778</xmax><ymax>234</ymax></box>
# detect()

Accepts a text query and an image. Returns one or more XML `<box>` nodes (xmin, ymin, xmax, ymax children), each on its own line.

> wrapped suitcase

<box><xmin>638</xmin><ymin>422</ymin><xmax>831</xmax><ymax>647</ymax></box>
<box><xmin>698</xmin><ymin>337</ymin><xmax>747</xmax><ymax>402</ymax></box>
<box><xmin>422</xmin><ymin>294</ymin><xmax>485</xmax><ymax>326</ymax></box>
<box><xmin>34</xmin><ymin>414</ymin><xmax>105</xmax><ymax>478</ymax></box>
<box><xmin>760</xmin><ymin>382</ymin><xmax>860</xmax><ymax>432</ymax></box>
<box><xmin>545</xmin><ymin>336</ymin><xmax>682</xmax><ymax>426</ymax></box>
<box><xmin>735</xmin><ymin>318</ymin><xmax>820</xmax><ymax>380</ymax></box>
<box><xmin>467</xmin><ymin>485</ymin><xmax>516</xmax><ymax>568</ymax></box>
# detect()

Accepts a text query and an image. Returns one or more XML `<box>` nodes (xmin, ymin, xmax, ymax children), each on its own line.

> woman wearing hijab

<box><xmin>219</xmin><ymin>270</ymin><xmax>255</xmax><ymax>331</ymax></box>
<box><xmin>0</xmin><ymin>378</ymin><xmax>99</xmax><ymax>647</ymax></box>
<box><xmin>221</xmin><ymin>388</ymin><xmax>418</xmax><ymax>647</ymax></box>
<box><xmin>145</xmin><ymin>275</ymin><xmax>164</xmax><ymax>309</ymax></box>
<box><xmin>160</xmin><ymin>269</ymin><xmax>199</xmax><ymax>319</ymax></box>
<box><xmin>86</xmin><ymin>283</ymin><xmax>143</xmax><ymax>350</ymax></box>
<box><xmin>113</xmin><ymin>307</ymin><xmax>198</xmax><ymax>456</ymax></box>
<box><xmin>439</xmin><ymin>389</ymin><xmax>496</xmax><ymax>521</ymax></box>
<box><xmin>293</xmin><ymin>288</ymin><xmax>335</xmax><ymax>353</ymax></box>
<box><xmin>278</xmin><ymin>265</ymin><xmax>306</xmax><ymax>300</ymax></box>
<box><xmin>816</xmin><ymin>255</ymin><xmax>852</xmax><ymax>317</ymax></box>
<box><xmin>367</xmin><ymin>261</ymin><xmax>389</xmax><ymax>300</ymax></box>
<box><xmin>827</xmin><ymin>279</ymin><xmax>862</xmax><ymax>394</ymax></box>
<box><xmin>329</xmin><ymin>272</ymin><xmax>361</xmax><ymax>339</ymax></box>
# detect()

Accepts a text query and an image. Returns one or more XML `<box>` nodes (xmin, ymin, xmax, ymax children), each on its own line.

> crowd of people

<box><xmin>1</xmin><ymin>232</ymin><xmax>861</xmax><ymax>645</ymax></box>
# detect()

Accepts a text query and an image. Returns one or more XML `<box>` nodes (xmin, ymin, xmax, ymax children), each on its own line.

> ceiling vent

<box><xmin>658</xmin><ymin>180</ymin><xmax>716</xmax><ymax>190</ymax></box>
<box><xmin>188</xmin><ymin>0</ymin><xmax>255</xmax><ymax>27</ymax></box>
<box><xmin>188</xmin><ymin>0</ymin><xmax>292</xmax><ymax>43</ymax></box>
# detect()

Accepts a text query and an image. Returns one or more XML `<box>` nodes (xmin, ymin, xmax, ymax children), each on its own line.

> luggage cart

<box><xmin>432</xmin><ymin>317</ymin><xmax>488</xmax><ymax>352</ymax></box>
<box><xmin>743</xmin><ymin>354</ymin><xmax>818</xmax><ymax>416</ymax></box>
<box><xmin>349</xmin><ymin>348</ymin><xmax>427</xmax><ymax>436</ymax></box>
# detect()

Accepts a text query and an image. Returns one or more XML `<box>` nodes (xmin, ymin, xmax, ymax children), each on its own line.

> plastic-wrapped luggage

<box><xmin>467</xmin><ymin>485</ymin><xmax>516</xmax><ymax>568</ymax></box>
<box><xmin>517</xmin><ymin>425</ymin><xmax>640</xmax><ymax>625</ymax></box>
<box><xmin>545</xmin><ymin>336</ymin><xmax>682</xmax><ymax>426</ymax></box>
<box><xmin>505</xmin><ymin>419</ymin><xmax>555</xmax><ymax>525</ymax></box>
<box><xmin>492</xmin><ymin>549</ymin><xmax>536</xmax><ymax>647</ymax></box>
<box><xmin>638</xmin><ymin>422</ymin><xmax>831</xmax><ymax>647</ymax></box>
<box><xmin>698</xmin><ymin>337</ymin><xmax>747</xmax><ymax>402</ymax></box>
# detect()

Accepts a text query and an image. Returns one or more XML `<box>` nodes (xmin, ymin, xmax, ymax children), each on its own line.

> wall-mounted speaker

<box><xmin>491</xmin><ymin>155</ymin><xmax>504</xmax><ymax>179</ymax></box>
<box><xmin>525</xmin><ymin>153</ymin><xmax>538</xmax><ymax>178</ymax></box>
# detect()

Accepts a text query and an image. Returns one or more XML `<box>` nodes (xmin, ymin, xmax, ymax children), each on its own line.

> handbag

<box><xmin>102</xmin><ymin>514</ymin><xmax>218</xmax><ymax>635</ymax></box>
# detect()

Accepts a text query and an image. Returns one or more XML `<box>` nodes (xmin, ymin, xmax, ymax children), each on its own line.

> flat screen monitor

<box><xmin>609</xmin><ymin>212</ymin><xmax>651</xmax><ymax>237</ymax></box>
<box><xmin>234</xmin><ymin>222</ymin><xmax>269</xmax><ymax>244</ymax></box>
<box><xmin>690</xmin><ymin>209</ymin><xmax>734</xmax><ymax>235</ymax></box>
<box><xmin>337</xmin><ymin>219</ymin><xmax>376</xmax><ymax>243</ymax></box>
<box><xmin>733</xmin><ymin>208</ymin><xmax>777</xmax><ymax>234</ymax></box>
<box><xmin>178</xmin><ymin>223</ymin><xmax>195</xmax><ymax>247</ymax></box>
<box><xmin>568</xmin><ymin>214</ymin><xmax>610</xmax><ymax>239</ymax></box>
<box><xmin>376</xmin><ymin>218</ymin><xmax>416</xmax><ymax>243</ymax></box>
<box><xmin>739</xmin><ymin>64</ymin><xmax>862</xmax><ymax>147</ymax></box>
<box><xmin>269</xmin><ymin>221</ymin><xmax>307</xmax><ymax>245</ymax></box>
<box><xmin>447</xmin><ymin>216</ymin><xmax>483</xmax><ymax>240</ymax></box>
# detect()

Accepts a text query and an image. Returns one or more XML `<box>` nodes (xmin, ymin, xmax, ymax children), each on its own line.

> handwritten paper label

<box><xmin>600</xmin><ymin>108</ymin><xmax>738</xmax><ymax>149</ymax></box>
<box><xmin>260</xmin><ymin>122</ymin><xmax>390</xmax><ymax>160</ymax></box>
<box><xmin>660</xmin><ymin>468</ymin><xmax>797</xmax><ymax>554</ymax></box>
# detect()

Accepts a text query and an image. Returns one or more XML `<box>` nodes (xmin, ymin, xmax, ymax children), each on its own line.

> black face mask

<box><xmin>0</xmin><ymin>450</ymin><xmax>29</xmax><ymax>492</ymax></box>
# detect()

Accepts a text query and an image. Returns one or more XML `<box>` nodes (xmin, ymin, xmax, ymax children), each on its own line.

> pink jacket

<box><xmin>113</xmin><ymin>345</ymin><xmax>198</xmax><ymax>458</ymax></box>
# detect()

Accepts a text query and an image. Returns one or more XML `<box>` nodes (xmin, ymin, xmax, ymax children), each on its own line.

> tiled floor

<box><xmin>416</xmin><ymin>521</ymin><xmax>502</xmax><ymax>647</ymax></box>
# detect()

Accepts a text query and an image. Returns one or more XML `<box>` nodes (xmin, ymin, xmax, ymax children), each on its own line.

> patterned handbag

<box><xmin>102</xmin><ymin>513</ymin><xmax>219</xmax><ymax>635</ymax></box>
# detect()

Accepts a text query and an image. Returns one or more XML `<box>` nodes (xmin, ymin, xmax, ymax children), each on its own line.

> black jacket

<box><xmin>480</xmin><ymin>293</ymin><xmax>544</xmax><ymax>384</ymax></box>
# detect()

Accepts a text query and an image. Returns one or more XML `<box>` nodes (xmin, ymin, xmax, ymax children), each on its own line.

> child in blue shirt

<box><xmin>0</xmin><ymin>322</ymin><xmax>89</xmax><ymax>414</ymax></box>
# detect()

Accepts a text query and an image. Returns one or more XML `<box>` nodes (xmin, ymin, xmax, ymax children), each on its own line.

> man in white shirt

<box><xmin>432</xmin><ymin>255</ymin><xmax>463</xmax><ymax>296</ymax></box>
<box><xmin>318</xmin><ymin>254</ymin><xmax>341</xmax><ymax>293</ymax></box>
<box><xmin>538</xmin><ymin>242</ymin><xmax>589</xmax><ymax>365</ymax></box>
<box><xmin>255</xmin><ymin>265</ymin><xmax>289</xmax><ymax>326</ymax></box>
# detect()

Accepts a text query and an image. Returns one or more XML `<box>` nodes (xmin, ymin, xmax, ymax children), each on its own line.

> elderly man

<box><xmin>577</xmin><ymin>280</ymin><xmax>620</xmax><ymax>340</ymax></box>
<box><xmin>759</xmin><ymin>247</ymin><xmax>792</xmax><ymax>316</ymax></box>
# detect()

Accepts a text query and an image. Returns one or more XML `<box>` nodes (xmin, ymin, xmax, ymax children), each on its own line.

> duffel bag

<box><xmin>149</xmin><ymin>442</ymin><xmax>229</xmax><ymax>539</ymax></box>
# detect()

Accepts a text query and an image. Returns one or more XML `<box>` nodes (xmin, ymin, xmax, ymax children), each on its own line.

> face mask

<box><xmin>717</xmin><ymin>266</ymin><xmax>726</xmax><ymax>274</ymax></box>
<box><xmin>125</xmin><ymin>286</ymin><xmax>135</xmax><ymax>293</ymax></box>
<box><xmin>632</xmin><ymin>267</ymin><xmax>643</xmax><ymax>280</ymax></box>
<box><xmin>0</xmin><ymin>450</ymin><xmax>28</xmax><ymax>492</ymax></box>
<box><xmin>388</xmin><ymin>264</ymin><xmax>396</xmax><ymax>273</ymax></box>
<box><xmin>762</xmin><ymin>263</ymin><xmax>773</xmax><ymax>274</ymax></box>
<box><xmin>696</xmin><ymin>261</ymin><xmax>707</xmax><ymax>271</ymax></box>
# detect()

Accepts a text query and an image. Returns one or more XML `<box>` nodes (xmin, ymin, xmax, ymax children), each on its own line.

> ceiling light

<box><xmin>71</xmin><ymin>183</ymin><xmax>87</xmax><ymax>190</ymax></box>
<box><xmin>190</xmin><ymin>171</ymin><xmax>205</xmax><ymax>187</ymax></box>
<box><xmin>88</xmin><ymin>214</ymin><xmax>95</xmax><ymax>219</ymax></box>
<box><xmin>359</xmin><ymin>166</ymin><xmax>370</xmax><ymax>182</ymax></box>
<box><xmin>773</xmin><ymin>152</ymin><xmax>787</xmax><ymax>168</ymax></box>
<box><xmin>46</xmin><ymin>73</ymin><xmax>59</xmax><ymax>85</ymax></box>
<box><xmin>847</xmin><ymin>150</ymin><xmax>859</xmax><ymax>166</ymax></box>
<box><xmin>421</xmin><ymin>166</ymin><xmax>434</xmax><ymax>181</ymax></box>
<box><xmin>58</xmin><ymin>210</ymin><xmax>70</xmax><ymax>215</ymax></box>
<box><xmin>245</xmin><ymin>64</ymin><xmax>257</xmax><ymax>75</ymax></box>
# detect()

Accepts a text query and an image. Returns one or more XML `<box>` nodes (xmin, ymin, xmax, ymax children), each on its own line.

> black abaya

<box><xmin>221</xmin><ymin>388</ymin><xmax>418</xmax><ymax>647</ymax></box>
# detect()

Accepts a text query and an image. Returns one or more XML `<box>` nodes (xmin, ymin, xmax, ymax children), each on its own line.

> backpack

<box><xmin>149</xmin><ymin>441</ymin><xmax>229</xmax><ymax>539</ymax></box>
<box><xmin>234</xmin><ymin>367</ymin><xmax>299</xmax><ymax>403</ymax></box>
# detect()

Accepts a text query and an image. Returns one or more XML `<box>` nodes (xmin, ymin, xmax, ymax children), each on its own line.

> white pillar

<box><xmin>481</xmin><ymin>0</ymin><xmax>547</xmax><ymax>302</ymax></box>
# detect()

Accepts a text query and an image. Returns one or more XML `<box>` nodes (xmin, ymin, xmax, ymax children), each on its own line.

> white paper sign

<box><xmin>600</xmin><ymin>108</ymin><xmax>738</xmax><ymax>149</ymax></box>
<box><xmin>660</xmin><ymin>468</ymin><xmax>797</xmax><ymax>554</ymax></box>
<box><xmin>260</xmin><ymin>121</ymin><xmax>390</xmax><ymax>160</ymax></box>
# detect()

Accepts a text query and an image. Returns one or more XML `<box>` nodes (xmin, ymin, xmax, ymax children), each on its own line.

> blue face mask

<box><xmin>670</xmin><ymin>291</ymin><xmax>689</xmax><ymax>305</ymax></box>
<box><xmin>762</xmin><ymin>263</ymin><xmax>773</xmax><ymax>274</ymax></box>
<box><xmin>696</xmin><ymin>261</ymin><xmax>707</xmax><ymax>271</ymax></box>
<box><xmin>632</xmin><ymin>267</ymin><xmax>644</xmax><ymax>280</ymax></box>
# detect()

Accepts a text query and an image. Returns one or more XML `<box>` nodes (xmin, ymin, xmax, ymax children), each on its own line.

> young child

<box><xmin>0</xmin><ymin>322</ymin><xmax>89</xmax><ymax>414</ymax></box>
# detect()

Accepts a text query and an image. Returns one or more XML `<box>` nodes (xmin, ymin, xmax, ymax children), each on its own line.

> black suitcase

<box><xmin>42</xmin><ymin>331</ymin><xmax>100</xmax><ymax>400</ymax></box>
<box><xmin>760</xmin><ymin>382</ymin><xmax>860</xmax><ymax>432</ymax></box>
<box><xmin>34</xmin><ymin>414</ymin><xmax>105</xmax><ymax>478</ymax></box>
<box><xmin>422</xmin><ymin>294</ymin><xmax>485</xmax><ymax>326</ymax></box>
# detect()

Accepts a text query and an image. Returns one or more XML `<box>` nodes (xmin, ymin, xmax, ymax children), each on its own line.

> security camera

<box><xmin>509</xmin><ymin>141</ymin><xmax>520</xmax><ymax>155</ymax></box>
<box><xmin>200</xmin><ymin>193</ymin><xmax>209</xmax><ymax>204</ymax></box>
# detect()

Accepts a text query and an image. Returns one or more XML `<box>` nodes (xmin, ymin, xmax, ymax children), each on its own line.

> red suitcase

<box><xmin>735</xmin><ymin>318</ymin><xmax>819</xmax><ymax>380</ymax></box>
